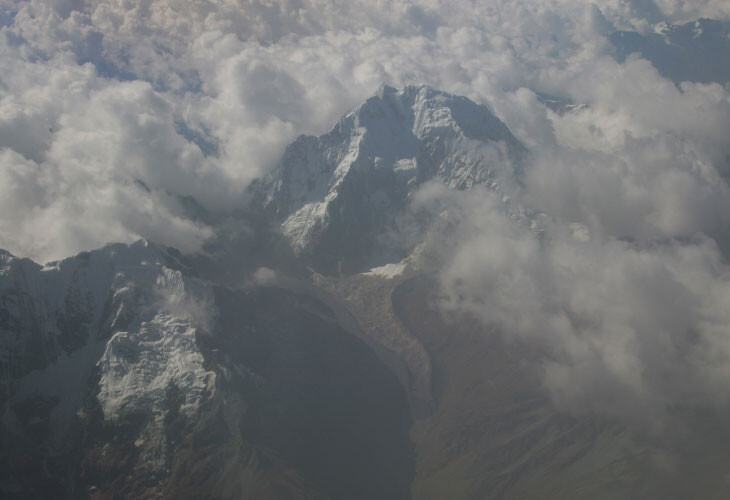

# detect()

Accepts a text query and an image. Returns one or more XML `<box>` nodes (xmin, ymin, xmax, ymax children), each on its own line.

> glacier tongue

<box><xmin>253</xmin><ymin>85</ymin><xmax>526</xmax><ymax>273</ymax></box>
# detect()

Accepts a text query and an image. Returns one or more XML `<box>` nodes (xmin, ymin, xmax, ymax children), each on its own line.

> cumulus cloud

<box><xmin>0</xmin><ymin>56</ymin><xmax>221</xmax><ymax>261</ymax></box>
<box><xmin>652</xmin><ymin>0</ymin><xmax>730</xmax><ymax>22</ymax></box>
<box><xmin>419</xmin><ymin>183</ymin><xmax>730</xmax><ymax>428</ymax></box>
<box><xmin>1</xmin><ymin>0</ymin><xmax>730</xmax><ymax>430</ymax></box>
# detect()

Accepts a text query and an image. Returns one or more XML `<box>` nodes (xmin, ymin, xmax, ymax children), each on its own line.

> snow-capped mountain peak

<box><xmin>253</xmin><ymin>85</ymin><xmax>525</xmax><ymax>273</ymax></box>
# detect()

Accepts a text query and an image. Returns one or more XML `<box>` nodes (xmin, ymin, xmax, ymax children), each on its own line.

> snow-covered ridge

<box><xmin>253</xmin><ymin>85</ymin><xmax>525</xmax><ymax>270</ymax></box>
<box><xmin>1</xmin><ymin>240</ymin><xmax>215</xmax><ymax>464</ymax></box>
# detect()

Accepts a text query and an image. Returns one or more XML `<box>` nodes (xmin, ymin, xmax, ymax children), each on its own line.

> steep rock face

<box><xmin>73</xmin><ymin>285</ymin><xmax>414</xmax><ymax>500</ymax></box>
<box><xmin>0</xmin><ymin>241</ymin><xmax>217</xmax><ymax>498</ymax></box>
<box><xmin>0</xmin><ymin>241</ymin><xmax>414</xmax><ymax>499</ymax></box>
<box><xmin>253</xmin><ymin>85</ymin><xmax>525</xmax><ymax>274</ymax></box>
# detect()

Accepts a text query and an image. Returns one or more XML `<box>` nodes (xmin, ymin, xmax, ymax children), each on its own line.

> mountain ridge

<box><xmin>5</xmin><ymin>84</ymin><xmax>727</xmax><ymax>499</ymax></box>
<box><xmin>251</xmin><ymin>84</ymin><xmax>526</xmax><ymax>274</ymax></box>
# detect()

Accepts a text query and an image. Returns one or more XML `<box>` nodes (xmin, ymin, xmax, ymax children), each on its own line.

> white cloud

<box><xmin>0</xmin><ymin>56</ymin><xmax>219</xmax><ymax>261</ymax></box>
<box><xmin>1</xmin><ymin>0</ymin><xmax>730</xmax><ymax>428</ymax></box>
<box><xmin>420</xmin><ymin>185</ymin><xmax>730</xmax><ymax>428</ymax></box>
<box><xmin>653</xmin><ymin>0</ymin><xmax>730</xmax><ymax>22</ymax></box>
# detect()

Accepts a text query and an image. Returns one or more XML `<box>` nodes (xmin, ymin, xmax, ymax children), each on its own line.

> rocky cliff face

<box><xmin>0</xmin><ymin>240</ymin><xmax>413</xmax><ymax>499</ymax></box>
<box><xmin>252</xmin><ymin>85</ymin><xmax>525</xmax><ymax>274</ymax></box>
<box><xmin>0</xmin><ymin>241</ymin><xmax>217</xmax><ymax>497</ymax></box>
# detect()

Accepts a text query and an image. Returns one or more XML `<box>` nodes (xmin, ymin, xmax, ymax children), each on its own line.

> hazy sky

<box><xmin>1</xmin><ymin>0</ymin><xmax>730</xmax><ymax>430</ymax></box>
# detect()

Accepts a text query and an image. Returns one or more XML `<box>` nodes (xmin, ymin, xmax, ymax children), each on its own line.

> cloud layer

<box><xmin>415</xmin><ymin>182</ymin><xmax>730</xmax><ymax>429</ymax></box>
<box><xmin>2</xmin><ymin>0</ymin><xmax>730</xmax><ymax>428</ymax></box>
<box><xmin>2</xmin><ymin>0</ymin><xmax>729</xmax><ymax>263</ymax></box>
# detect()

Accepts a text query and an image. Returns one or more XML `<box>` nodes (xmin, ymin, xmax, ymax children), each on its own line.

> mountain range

<box><xmin>2</xmin><ymin>85</ymin><xmax>728</xmax><ymax>499</ymax></box>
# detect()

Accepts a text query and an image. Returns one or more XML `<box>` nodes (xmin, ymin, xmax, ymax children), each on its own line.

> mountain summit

<box><xmin>253</xmin><ymin>85</ymin><xmax>526</xmax><ymax>274</ymax></box>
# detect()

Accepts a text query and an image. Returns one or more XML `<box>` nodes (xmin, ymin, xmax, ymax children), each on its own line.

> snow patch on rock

<box><xmin>97</xmin><ymin>313</ymin><xmax>215</xmax><ymax>421</ymax></box>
